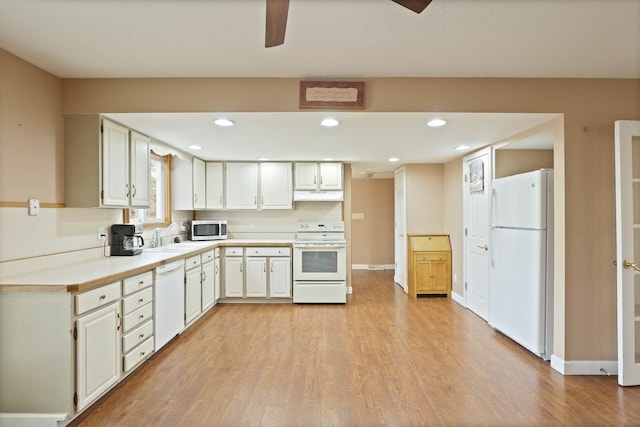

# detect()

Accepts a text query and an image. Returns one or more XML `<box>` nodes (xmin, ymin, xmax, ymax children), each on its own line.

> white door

<box><xmin>260</xmin><ymin>162</ymin><xmax>293</xmax><ymax>209</ymax></box>
<box><xmin>615</xmin><ymin>120</ymin><xmax>640</xmax><ymax>386</ymax></box>
<box><xmin>101</xmin><ymin>119</ymin><xmax>130</xmax><ymax>207</ymax></box>
<box><xmin>205</xmin><ymin>162</ymin><xmax>224</xmax><ymax>209</ymax></box>
<box><xmin>224</xmin><ymin>257</ymin><xmax>244</xmax><ymax>297</ymax></box>
<box><xmin>464</xmin><ymin>148</ymin><xmax>491</xmax><ymax>320</ymax></box>
<box><xmin>129</xmin><ymin>131</ymin><xmax>151</xmax><ymax>208</ymax></box>
<box><xmin>394</xmin><ymin>167</ymin><xmax>407</xmax><ymax>291</ymax></box>
<box><xmin>75</xmin><ymin>301</ymin><xmax>121</xmax><ymax>411</ymax></box>
<box><xmin>226</xmin><ymin>162</ymin><xmax>258</xmax><ymax>209</ymax></box>
<box><xmin>270</xmin><ymin>257</ymin><xmax>292</xmax><ymax>297</ymax></box>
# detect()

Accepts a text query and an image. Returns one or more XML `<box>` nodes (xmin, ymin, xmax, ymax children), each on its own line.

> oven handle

<box><xmin>294</xmin><ymin>244</ymin><xmax>346</xmax><ymax>249</ymax></box>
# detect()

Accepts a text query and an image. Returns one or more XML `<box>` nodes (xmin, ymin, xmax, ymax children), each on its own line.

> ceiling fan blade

<box><xmin>391</xmin><ymin>0</ymin><xmax>433</xmax><ymax>14</ymax></box>
<box><xmin>265</xmin><ymin>0</ymin><xmax>290</xmax><ymax>48</ymax></box>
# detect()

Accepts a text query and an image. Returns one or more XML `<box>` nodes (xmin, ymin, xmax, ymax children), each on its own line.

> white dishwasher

<box><xmin>154</xmin><ymin>259</ymin><xmax>185</xmax><ymax>350</ymax></box>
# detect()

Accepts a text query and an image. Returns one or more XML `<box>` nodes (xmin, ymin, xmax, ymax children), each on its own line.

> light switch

<box><xmin>28</xmin><ymin>198</ymin><xmax>40</xmax><ymax>216</ymax></box>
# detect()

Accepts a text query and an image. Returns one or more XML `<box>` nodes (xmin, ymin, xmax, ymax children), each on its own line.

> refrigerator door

<box><xmin>489</xmin><ymin>227</ymin><xmax>549</xmax><ymax>358</ymax></box>
<box><xmin>491</xmin><ymin>170</ymin><xmax>548</xmax><ymax>229</ymax></box>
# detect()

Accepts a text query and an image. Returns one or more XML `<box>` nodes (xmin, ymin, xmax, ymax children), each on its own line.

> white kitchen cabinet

<box><xmin>294</xmin><ymin>162</ymin><xmax>343</xmax><ymax>191</ymax></box>
<box><xmin>202</xmin><ymin>250</ymin><xmax>216</xmax><ymax>311</ymax></box>
<box><xmin>246</xmin><ymin>257</ymin><xmax>268</xmax><ymax>297</ymax></box>
<box><xmin>224</xmin><ymin>248</ymin><xmax>244</xmax><ymax>297</ymax></box>
<box><xmin>206</xmin><ymin>162</ymin><xmax>224</xmax><ymax>209</ymax></box>
<box><xmin>172</xmin><ymin>156</ymin><xmax>206</xmax><ymax>210</ymax></box>
<box><xmin>129</xmin><ymin>131</ymin><xmax>151</xmax><ymax>207</ymax></box>
<box><xmin>193</xmin><ymin>157</ymin><xmax>206</xmax><ymax>210</ymax></box>
<box><xmin>121</xmin><ymin>271</ymin><xmax>154</xmax><ymax>375</ymax></box>
<box><xmin>185</xmin><ymin>255</ymin><xmax>203</xmax><ymax>325</ymax></box>
<box><xmin>260</xmin><ymin>162</ymin><xmax>293</xmax><ymax>209</ymax></box>
<box><xmin>64</xmin><ymin>116</ymin><xmax>151</xmax><ymax>208</ymax></box>
<box><xmin>75</xmin><ymin>300</ymin><xmax>121</xmax><ymax>411</ymax></box>
<box><xmin>226</xmin><ymin>162</ymin><xmax>259</xmax><ymax>209</ymax></box>
<box><xmin>214</xmin><ymin>248</ymin><xmax>221</xmax><ymax>301</ymax></box>
<box><xmin>269</xmin><ymin>257</ymin><xmax>292</xmax><ymax>298</ymax></box>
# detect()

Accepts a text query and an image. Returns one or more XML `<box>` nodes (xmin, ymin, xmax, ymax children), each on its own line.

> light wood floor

<box><xmin>71</xmin><ymin>270</ymin><xmax>640</xmax><ymax>426</ymax></box>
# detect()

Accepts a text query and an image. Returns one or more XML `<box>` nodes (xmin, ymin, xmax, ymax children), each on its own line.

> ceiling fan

<box><xmin>265</xmin><ymin>0</ymin><xmax>433</xmax><ymax>48</ymax></box>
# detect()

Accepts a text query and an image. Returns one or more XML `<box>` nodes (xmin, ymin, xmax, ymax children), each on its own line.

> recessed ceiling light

<box><xmin>427</xmin><ymin>118</ymin><xmax>447</xmax><ymax>127</ymax></box>
<box><xmin>388</xmin><ymin>157</ymin><xmax>400</xmax><ymax>162</ymax></box>
<box><xmin>320</xmin><ymin>118</ymin><xmax>340</xmax><ymax>127</ymax></box>
<box><xmin>322</xmin><ymin>157</ymin><xmax>335</xmax><ymax>161</ymax></box>
<box><xmin>189</xmin><ymin>145</ymin><xmax>203</xmax><ymax>150</ymax></box>
<box><xmin>257</xmin><ymin>157</ymin><xmax>269</xmax><ymax>161</ymax></box>
<box><xmin>214</xmin><ymin>118</ymin><xmax>235</xmax><ymax>127</ymax></box>
<box><xmin>455</xmin><ymin>145</ymin><xmax>470</xmax><ymax>151</ymax></box>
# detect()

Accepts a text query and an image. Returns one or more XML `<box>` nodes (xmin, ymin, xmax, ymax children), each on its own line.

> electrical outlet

<box><xmin>97</xmin><ymin>227</ymin><xmax>105</xmax><ymax>241</ymax></box>
<box><xmin>28</xmin><ymin>198</ymin><xmax>40</xmax><ymax>216</ymax></box>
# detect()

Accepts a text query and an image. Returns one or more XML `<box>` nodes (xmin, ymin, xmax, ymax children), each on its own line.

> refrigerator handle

<box><xmin>489</xmin><ymin>187</ymin><xmax>497</xmax><ymax>267</ymax></box>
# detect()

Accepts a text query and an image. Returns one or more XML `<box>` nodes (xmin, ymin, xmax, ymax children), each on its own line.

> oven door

<box><xmin>293</xmin><ymin>243</ymin><xmax>346</xmax><ymax>281</ymax></box>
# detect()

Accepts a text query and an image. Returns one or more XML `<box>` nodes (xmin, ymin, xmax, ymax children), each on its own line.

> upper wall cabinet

<box><xmin>260</xmin><ymin>162</ymin><xmax>292</xmax><ymax>209</ymax></box>
<box><xmin>294</xmin><ymin>162</ymin><xmax>343</xmax><ymax>201</ymax></box>
<box><xmin>226</xmin><ymin>162</ymin><xmax>259</xmax><ymax>210</ymax></box>
<box><xmin>64</xmin><ymin>116</ymin><xmax>151</xmax><ymax>208</ymax></box>
<box><xmin>172</xmin><ymin>156</ymin><xmax>206</xmax><ymax>210</ymax></box>
<box><xmin>225</xmin><ymin>162</ymin><xmax>292</xmax><ymax>210</ymax></box>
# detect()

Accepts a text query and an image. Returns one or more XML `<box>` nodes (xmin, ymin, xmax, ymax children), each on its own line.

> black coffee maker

<box><xmin>111</xmin><ymin>224</ymin><xmax>144</xmax><ymax>256</ymax></box>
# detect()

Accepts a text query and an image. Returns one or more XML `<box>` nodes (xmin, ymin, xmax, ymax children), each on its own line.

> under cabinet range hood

<box><xmin>293</xmin><ymin>190</ymin><xmax>343</xmax><ymax>202</ymax></box>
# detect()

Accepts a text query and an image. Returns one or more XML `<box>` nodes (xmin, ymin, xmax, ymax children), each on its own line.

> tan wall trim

<box><xmin>0</xmin><ymin>202</ymin><xmax>64</xmax><ymax>208</ymax></box>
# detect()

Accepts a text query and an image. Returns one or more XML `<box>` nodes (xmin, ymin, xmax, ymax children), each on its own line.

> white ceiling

<box><xmin>1</xmin><ymin>0</ymin><xmax>636</xmax><ymax>177</ymax></box>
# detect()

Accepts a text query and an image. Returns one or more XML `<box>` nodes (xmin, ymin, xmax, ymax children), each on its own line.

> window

<box><xmin>125</xmin><ymin>152</ymin><xmax>172</xmax><ymax>228</ymax></box>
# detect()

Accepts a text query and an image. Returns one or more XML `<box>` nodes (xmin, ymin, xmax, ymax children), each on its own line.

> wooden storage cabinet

<box><xmin>408</xmin><ymin>235</ymin><xmax>451</xmax><ymax>297</ymax></box>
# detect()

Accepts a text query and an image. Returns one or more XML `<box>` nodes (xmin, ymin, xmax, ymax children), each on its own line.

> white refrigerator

<box><xmin>489</xmin><ymin>169</ymin><xmax>553</xmax><ymax>360</ymax></box>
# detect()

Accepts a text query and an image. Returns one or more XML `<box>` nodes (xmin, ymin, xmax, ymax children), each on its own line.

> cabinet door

<box><xmin>214</xmin><ymin>257</ymin><xmax>221</xmax><ymax>301</ymax></box>
<box><xmin>206</xmin><ymin>162</ymin><xmax>224</xmax><ymax>210</ymax></box>
<box><xmin>226</xmin><ymin>163</ymin><xmax>258</xmax><ymax>209</ymax></box>
<box><xmin>202</xmin><ymin>261</ymin><xmax>216</xmax><ymax>311</ymax></box>
<box><xmin>193</xmin><ymin>157</ymin><xmax>206</xmax><ymax>210</ymax></box>
<box><xmin>431</xmin><ymin>258</ymin><xmax>450</xmax><ymax>292</ymax></box>
<box><xmin>319</xmin><ymin>163</ymin><xmax>343</xmax><ymax>190</ymax></box>
<box><xmin>76</xmin><ymin>301</ymin><xmax>121</xmax><ymax>411</ymax></box>
<box><xmin>260</xmin><ymin>162</ymin><xmax>292</xmax><ymax>209</ymax></box>
<box><xmin>414</xmin><ymin>258</ymin><xmax>434</xmax><ymax>293</ymax></box>
<box><xmin>129</xmin><ymin>131</ymin><xmax>151</xmax><ymax>208</ymax></box>
<box><xmin>185</xmin><ymin>267</ymin><xmax>202</xmax><ymax>324</ymax></box>
<box><xmin>294</xmin><ymin>162</ymin><xmax>318</xmax><ymax>190</ymax></box>
<box><xmin>270</xmin><ymin>257</ymin><xmax>291</xmax><ymax>298</ymax></box>
<box><xmin>246</xmin><ymin>257</ymin><xmax>268</xmax><ymax>297</ymax></box>
<box><xmin>171</xmin><ymin>156</ymin><xmax>194</xmax><ymax>210</ymax></box>
<box><xmin>102</xmin><ymin>120</ymin><xmax>130</xmax><ymax>207</ymax></box>
<box><xmin>224</xmin><ymin>257</ymin><xmax>244</xmax><ymax>297</ymax></box>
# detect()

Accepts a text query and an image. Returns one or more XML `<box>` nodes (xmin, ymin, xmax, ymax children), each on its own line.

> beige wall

<box><xmin>351</xmin><ymin>178</ymin><xmax>394</xmax><ymax>266</ymax></box>
<box><xmin>495</xmin><ymin>149</ymin><xmax>554</xmax><ymax>179</ymax></box>
<box><xmin>443</xmin><ymin>158</ymin><xmax>463</xmax><ymax>295</ymax></box>
<box><xmin>3</xmin><ymin>48</ymin><xmax>640</xmax><ymax>363</ymax></box>
<box><xmin>404</xmin><ymin>164</ymin><xmax>444</xmax><ymax>234</ymax></box>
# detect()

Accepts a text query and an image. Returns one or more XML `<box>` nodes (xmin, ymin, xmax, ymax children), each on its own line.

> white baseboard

<box><xmin>352</xmin><ymin>264</ymin><xmax>395</xmax><ymax>271</ymax></box>
<box><xmin>451</xmin><ymin>291</ymin><xmax>465</xmax><ymax>306</ymax></box>
<box><xmin>550</xmin><ymin>354</ymin><xmax>618</xmax><ymax>376</ymax></box>
<box><xmin>0</xmin><ymin>413</ymin><xmax>67</xmax><ymax>427</ymax></box>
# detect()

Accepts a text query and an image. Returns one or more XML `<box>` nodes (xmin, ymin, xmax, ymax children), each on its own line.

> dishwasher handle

<box><xmin>155</xmin><ymin>260</ymin><xmax>185</xmax><ymax>275</ymax></box>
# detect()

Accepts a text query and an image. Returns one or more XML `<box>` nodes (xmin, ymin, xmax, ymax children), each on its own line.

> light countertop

<box><xmin>0</xmin><ymin>239</ymin><xmax>292</xmax><ymax>293</ymax></box>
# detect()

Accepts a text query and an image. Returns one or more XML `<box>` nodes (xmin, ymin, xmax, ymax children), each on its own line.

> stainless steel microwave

<box><xmin>188</xmin><ymin>220</ymin><xmax>227</xmax><ymax>241</ymax></box>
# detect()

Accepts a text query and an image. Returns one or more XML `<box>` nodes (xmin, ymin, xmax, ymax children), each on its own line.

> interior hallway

<box><xmin>70</xmin><ymin>270</ymin><xmax>640</xmax><ymax>426</ymax></box>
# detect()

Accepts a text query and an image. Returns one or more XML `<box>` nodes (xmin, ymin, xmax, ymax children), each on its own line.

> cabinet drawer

<box><xmin>201</xmin><ymin>249</ymin><xmax>215</xmax><ymax>262</ymax></box>
<box><xmin>76</xmin><ymin>281</ymin><xmax>121</xmax><ymax>315</ymax></box>
<box><xmin>226</xmin><ymin>247</ymin><xmax>243</xmax><ymax>256</ymax></box>
<box><xmin>414</xmin><ymin>252</ymin><xmax>449</xmax><ymax>262</ymax></box>
<box><xmin>123</xmin><ymin>271</ymin><xmax>153</xmax><ymax>295</ymax></box>
<box><xmin>123</xmin><ymin>336</ymin><xmax>154</xmax><ymax>373</ymax></box>
<box><xmin>246</xmin><ymin>247</ymin><xmax>291</xmax><ymax>257</ymax></box>
<box><xmin>122</xmin><ymin>287</ymin><xmax>153</xmax><ymax>315</ymax></box>
<box><xmin>185</xmin><ymin>254</ymin><xmax>201</xmax><ymax>269</ymax></box>
<box><xmin>123</xmin><ymin>302</ymin><xmax>153</xmax><ymax>332</ymax></box>
<box><xmin>214</xmin><ymin>247</ymin><xmax>221</xmax><ymax>257</ymax></box>
<box><xmin>122</xmin><ymin>319</ymin><xmax>154</xmax><ymax>353</ymax></box>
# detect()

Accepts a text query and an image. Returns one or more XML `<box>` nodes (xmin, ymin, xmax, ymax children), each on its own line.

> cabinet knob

<box><xmin>139</xmin><ymin>333</ymin><xmax>145</xmax><ymax>339</ymax></box>
<box><xmin>99</xmin><ymin>294</ymin><xmax>106</xmax><ymax>300</ymax></box>
<box><xmin>139</xmin><ymin>298</ymin><xmax>144</xmax><ymax>303</ymax></box>
<box><xmin>139</xmin><ymin>314</ymin><xmax>145</xmax><ymax>319</ymax></box>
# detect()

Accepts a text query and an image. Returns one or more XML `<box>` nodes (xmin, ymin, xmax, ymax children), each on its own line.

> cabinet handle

<box><xmin>254</xmin><ymin>195</ymin><xmax>257</xmax><ymax>205</ymax></box>
<box><xmin>140</xmin><ymin>351</ymin><xmax>146</xmax><ymax>356</ymax></box>
<box><xmin>240</xmin><ymin>264</ymin><xmax>243</xmax><ymax>273</ymax></box>
<box><xmin>202</xmin><ymin>272</ymin><xmax>206</xmax><ymax>282</ymax></box>
<box><xmin>99</xmin><ymin>294</ymin><xmax>106</xmax><ymax>300</ymax></box>
<box><xmin>321</xmin><ymin>176</ymin><xmax>324</xmax><ymax>185</ymax></box>
<box><xmin>117</xmin><ymin>313</ymin><xmax>121</xmax><ymax>331</ymax></box>
<box><xmin>132</xmin><ymin>184</ymin><xmax>137</xmax><ymax>198</ymax></box>
<box><xmin>215</xmin><ymin>264</ymin><xmax>218</xmax><ymax>273</ymax></box>
<box><xmin>194</xmin><ymin>194</ymin><xmax>198</xmax><ymax>204</ymax></box>
<box><xmin>138</xmin><ymin>297</ymin><xmax>144</xmax><ymax>303</ymax></box>
<box><xmin>313</xmin><ymin>175</ymin><xmax>316</xmax><ymax>185</ymax></box>
<box><xmin>264</xmin><ymin>264</ymin><xmax>266</xmax><ymax>272</ymax></box>
<box><xmin>261</xmin><ymin>195</ymin><xmax>264</xmax><ymax>205</ymax></box>
<box><xmin>139</xmin><ymin>333</ymin><xmax>145</xmax><ymax>339</ymax></box>
<box><xmin>125</xmin><ymin>184</ymin><xmax>130</xmax><ymax>197</ymax></box>
<box><xmin>138</xmin><ymin>280</ymin><xmax>144</xmax><ymax>286</ymax></box>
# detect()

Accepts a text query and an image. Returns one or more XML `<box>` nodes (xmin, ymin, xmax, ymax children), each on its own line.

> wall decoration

<box><xmin>299</xmin><ymin>81</ymin><xmax>365</xmax><ymax>109</ymax></box>
<box><xmin>469</xmin><ymin>159</ymin><xmax>484</xmax><ymax>192</ymax></box>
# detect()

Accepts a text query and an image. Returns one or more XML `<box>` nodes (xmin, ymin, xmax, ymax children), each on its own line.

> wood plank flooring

<box><xmin>70</xmin><ymin>270</ymin><xmax>640</xmax><ymax>426</ymax></box>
